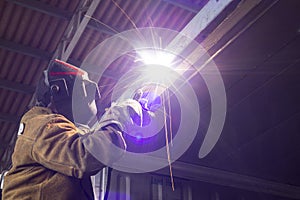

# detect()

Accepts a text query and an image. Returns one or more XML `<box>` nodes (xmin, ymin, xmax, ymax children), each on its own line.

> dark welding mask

<box><xmin>46</xmin><ymin>59</ymin><xmax>101</xmax><ymax>124</ymax></box>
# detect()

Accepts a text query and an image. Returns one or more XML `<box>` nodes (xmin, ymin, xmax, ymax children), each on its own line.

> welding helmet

<box><xmin>45</xmin><ymin>59</ymin><xmax>101</xmax><ymax>124</ymax></box>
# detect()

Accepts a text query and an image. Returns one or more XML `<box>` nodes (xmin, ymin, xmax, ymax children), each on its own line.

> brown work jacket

<box><xmin>2</xmin><ymin>106</ymin><xmax>113</xmax><ymax>200</ymax></box>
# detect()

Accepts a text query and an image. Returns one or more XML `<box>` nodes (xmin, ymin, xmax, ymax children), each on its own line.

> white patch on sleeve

<box><xmin>17</xmin><ymin>123</ymin><xmax>25</xmax><ymax>135</ymax></box>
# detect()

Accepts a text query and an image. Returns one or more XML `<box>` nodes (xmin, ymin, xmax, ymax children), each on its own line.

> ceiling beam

<box><xmin>0</xmin><ymin>38</ymin><xmax>52</xmax><ymax>60</ymax></box>
<box><xmin>6</xmin><ymin>0</ymin><xmax>72</xmax><ymax>20</ymax></box>
<box><xmin>166</xmin><ymin>0</ymin><xmax>278</xmax><ymax>159</ymax></box>
<box><xmin>0</xmin><ymin>78</ymin><xmax>35</xmax><ymax>94</ymax></box>
<box><xmin>201</xmin><ymin>0</ymin><xmax>263</xmax><ymax>50</ymax></box>
<box><xmin>165</xmin><ymin>0</ymin><xmax>236</xmax><ymax>160</ymax></box>
<box><xmin>167</xmin><ymin>0</ymin><xmax>236</xmax><ymax>53</ymax></box>
<box><xmin>60</xmin><ymin>0</ymin><xmax>102</xmax><ymax>61</ymax></box>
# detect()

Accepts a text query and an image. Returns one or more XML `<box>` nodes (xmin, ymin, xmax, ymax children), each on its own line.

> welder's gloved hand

<box><xmin>82</xmin><ymin>99</ymin><xmax>153</xmax><ymax>165</ymax></box>
<box><xmin>81</xmin><ymin>99</ymin><xmax>142</xmax><ymax>166</ymax></box>
<box><xmin>133</xmin><ymin>89</ymin><xmax>158</xmax><ymax>126</ymax></box>
<box><xmin>97</xmin><ymin>99</ymin><xmax>145</xmax><ymax>133</ymax></box>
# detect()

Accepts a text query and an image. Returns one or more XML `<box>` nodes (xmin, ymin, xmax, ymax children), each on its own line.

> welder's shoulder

<box><xmin>19</xmin><ymin>106</ymin><xmax>74</xmax><ymax>139</ymax></box>
<box><xmin>22</xmin><ymin>106</ymin><xmax>54</xmax><ymax>121</ymax></box>
<box><xmin>23</xmin><ymin>106</ymin><xmax>70</xmax><ymax>124</ymax></box>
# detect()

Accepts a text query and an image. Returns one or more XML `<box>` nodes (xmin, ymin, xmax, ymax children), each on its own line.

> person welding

<box><xmin>1</xmin><ymin>59</ymin><xmax>147</xmax><ymax>200</ymax></box>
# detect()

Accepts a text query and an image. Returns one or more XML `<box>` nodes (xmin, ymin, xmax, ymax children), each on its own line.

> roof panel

<box><xmin>0</xmin><ymin>2</ymin><xmax>19</xmax><ymax>40</ymax></box>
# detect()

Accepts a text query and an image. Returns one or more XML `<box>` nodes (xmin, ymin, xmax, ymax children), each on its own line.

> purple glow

<box><xmin>135</xmin><ymin>133</ymin><xmax>142</xmax><ymax>140</ymax></box>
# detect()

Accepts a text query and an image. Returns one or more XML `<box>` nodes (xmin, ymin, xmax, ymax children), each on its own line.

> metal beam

<box><xmin>201</xmin><ymin>0</ymin><xmax>263</xmax><ymax>50</ymax></box>
<box><xmin>167</xmin><ymin>0</ymin><xmax>235</xmax><ymax>53</ymax></box>
<box><xmin>157</xmin><ymin>161</ymin><xmax>300</xmax><ymax>199</ymax></box>
<box><xmin>166</xmin><ymin>0</ymin><xmax>273</xmax><ymax>160</ymax></box>
<box><xmin>6</xmin><ymin>0</ymin><xmax>72</xmax><ymax>20</ymax></box>
<box><xmin>0</xmin><ymin>38</ymin><xmax>51</xmax><ymax>60</ymax></box>
<box><xmin>60</xmin><ymin>0</ymin><xmax>102</xmax><ymax>61</ymax></box>
<box><xmin>165</xmin><ymin>0</ymin><xmax>236</xmax><ymax>160</ymax></box>
<box><xmin>0</xmin><ymin>78</ymin><xmax>35</xmax><ymax>94</ymax></box>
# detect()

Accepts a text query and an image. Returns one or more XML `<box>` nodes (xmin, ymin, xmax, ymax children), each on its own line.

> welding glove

<box><xmin>97</xmin><ymin>99</ymin><xmax>145</xmax><ymax>133</ymax></box>
<box><xmin>132</xmin><ymin>89</ymin><xmax>158</xmax><ymax>126</ymax></box>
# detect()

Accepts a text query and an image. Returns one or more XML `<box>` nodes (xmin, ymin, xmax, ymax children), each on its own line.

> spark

<box><xmin>84</xmin><ymin>15</ymin><xmax>120</xmax><ymax>34</ymax></box>
<box><xmin>136</xmin><ymin>49</ymin><xmax>175</xmax><ymax>66</ymax></box>
<box><xmin>162</xmin><ymin>90</ymin><xmax>175</xmax><ymax>191</ymax></box>
<box><xmin>112</xmin><ymin>0</ymin><xmax>138</xmax><ymax>30</ymax></box>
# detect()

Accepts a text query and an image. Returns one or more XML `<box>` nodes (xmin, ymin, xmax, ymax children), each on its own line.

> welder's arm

<box><xmin>31</xmin><ymin>100</ymin><xmax>143</xmax><ymax>179</ymax></box>
<box><xmin>81</xmin><ymin>99</ymin><xmax>145</xmax><ymax>166</ymax></box>
<box><xmin>31</xmin><ymin>115</ymin><xmax>122</xmax><ymax>179</ymax></box>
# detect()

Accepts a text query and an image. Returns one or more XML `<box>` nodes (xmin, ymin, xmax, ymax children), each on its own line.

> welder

<box><xmin>1</xmin><ymin>59</ymin><xmax>146</xmax><ymax>200</ymax></box>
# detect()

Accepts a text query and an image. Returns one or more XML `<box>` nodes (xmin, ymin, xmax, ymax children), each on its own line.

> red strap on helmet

<box><xmin>49</xmin><ymin>59</ymin><xmax>86</xmax><ymax>76</ymax></box>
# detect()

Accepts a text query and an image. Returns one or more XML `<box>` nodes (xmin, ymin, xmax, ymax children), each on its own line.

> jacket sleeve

<box><xmin>31</xmin><ymin>114</ymin><xmax>108</xmax><ymax>178</ymax></box>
